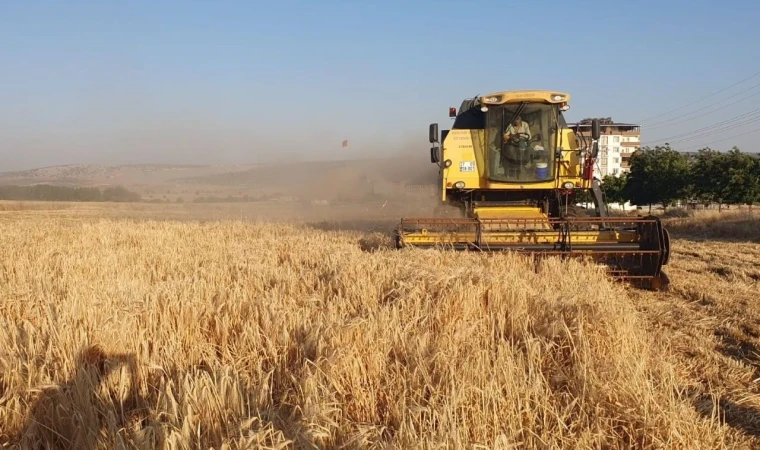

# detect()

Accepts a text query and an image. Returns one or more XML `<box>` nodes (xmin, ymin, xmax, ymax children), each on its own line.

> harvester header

<box><xmin>395</xmin><ymin>88</ymin><xmax>671</xmax><ymax>290</ymax></box>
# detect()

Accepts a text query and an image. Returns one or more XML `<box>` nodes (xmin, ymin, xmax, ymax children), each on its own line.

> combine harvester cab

<box><xmin>393</xmin><ymin>90</ymin><xmax>671</xmax><ymax>291</ymax></box>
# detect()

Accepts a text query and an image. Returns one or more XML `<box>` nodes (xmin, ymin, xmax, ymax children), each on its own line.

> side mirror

<box><xmin>591</xmin><ymin>119</ymin><xmax>601</xmax><ymax>141</ymax></box>
<box><xmin>429</xmin><ymin>123</ymin><xmax>439</xmax><ymax>143</ymax></box>
<box><xmin>449</xmin><ymin>107</ymin><xmax>457</xmax><ymax>118</ymax></box>
<box><xmin>430</xmin><ymin>146</ymin><xmax>440</xmax><ymax>163</ymax></box>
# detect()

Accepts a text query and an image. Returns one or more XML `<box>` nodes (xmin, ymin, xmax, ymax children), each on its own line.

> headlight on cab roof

<box><xmin>551</xmin><ymin>93</ymin><xmax>566</xmax><ymax>101</ymax></box>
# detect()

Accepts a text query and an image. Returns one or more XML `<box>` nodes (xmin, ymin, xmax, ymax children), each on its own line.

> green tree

<box><xmin>0</xmin><ymin>184</ymin><xmax>141</xmax><ymax>202</ymax></box>
<box><xmin>601</xmin><ymin>173</ymin><xmax>627</xmax><ymax>207</ymax></box>
<box><xmin>690</xmin><ymin>147</ymin><xmax>760</xmax><ymax>208</ymax></box>
<box><xmin>721</xmin><ymin>147</ymin><xmax>760</xmax><ymax>206</ymax></box>
<box><xmin>621</xmin><ymin>145</ymin><xmax>691</xmax><ymax>210</ymax></box>
<box><xmin>751</xmin><ymin>156</ymin><xmax>760</xmax><ymax>208</ymax></box>
<box><xmin>689</xmin><ymin>148</ymin><xmax>725</xmax><ymax>206</ymax></box>
<box><xmin>102</xmin><ymin>186</ymin><xmax>142</xmax><ymax>202</ymax></box>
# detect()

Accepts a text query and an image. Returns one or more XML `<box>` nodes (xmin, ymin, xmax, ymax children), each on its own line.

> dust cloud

<box><xmin>214</xmin><ymin>134</ymin><xmax>441</xmax><ymax>229</ymax></box>
<box><xmin>261</xmin><ymin>135</ymin><xmax>441</xmax><ymax>230</ymax></box>
<box><xmin>0</xmin><ymin>116</ymin><xmax>442</xmax><ymax>230</ymax></box>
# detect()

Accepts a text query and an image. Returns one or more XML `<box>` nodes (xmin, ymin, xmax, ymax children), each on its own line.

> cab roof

<box><xmin>478</xmin><ymin>90</ymin><xmax>570</xmax><ymax>105</ymax></box>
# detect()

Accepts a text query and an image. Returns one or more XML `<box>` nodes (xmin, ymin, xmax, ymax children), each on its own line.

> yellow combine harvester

<box><xmin>393</xmin><ymin>89</ymin><xmax>671</xmax><ymax>290</ymax></box>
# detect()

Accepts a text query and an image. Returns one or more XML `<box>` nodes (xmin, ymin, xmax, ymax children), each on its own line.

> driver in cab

<box><xmin>501</xmin><ymin>115</ymin><xmax>533</xmax><ymax>171</ymax></box>
<box><xmin>503</xmin><ymin>115</ymin><xmax>531</xmax><ymax>143</ymax></box>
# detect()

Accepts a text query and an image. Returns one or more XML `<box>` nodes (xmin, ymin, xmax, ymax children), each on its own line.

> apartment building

<box><xmin>567</xmin><ymin>119</ymin><xmax>641</xmax><ymax>178</ymax></box>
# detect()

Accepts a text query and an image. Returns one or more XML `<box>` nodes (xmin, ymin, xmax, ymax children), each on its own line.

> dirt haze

<box><xmin>0</xmin><ymin>137</ymin><xmax>440</xmax><ymax>205</ymax></box>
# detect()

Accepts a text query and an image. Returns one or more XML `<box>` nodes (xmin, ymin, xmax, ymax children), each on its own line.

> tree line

<box><xmin>0</xmin><ymin>184</ymin><xmax>142</xmax><ymax>202</ymax></box>
<box><xmin>599</xmin><ymin>146</ymin><xmax>760</xmax><ymax>210</ymax></box>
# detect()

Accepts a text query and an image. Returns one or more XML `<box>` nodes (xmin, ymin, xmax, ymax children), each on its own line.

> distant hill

<box><xmin>0</xmin><ymin>156</ymin><xmax>438</xmax><ymax>202</ymax></box>
<box><xmin>0</xmin><ymin>163</ymin><xmax>259</xmax><ymax>186</ymax></box>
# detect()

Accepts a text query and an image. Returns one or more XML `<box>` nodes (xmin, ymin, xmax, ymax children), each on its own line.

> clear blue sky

<box><xmin>2</xmin><ymin>0</ymin><xmax>759</xmax><ymax>170</ymax></box>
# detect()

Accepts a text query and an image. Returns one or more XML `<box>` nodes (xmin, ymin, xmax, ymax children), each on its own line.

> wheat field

<box><xmin>0</xmin><ymin>202</ymin><xmax>759</xmax><ymax>449</ymax></box>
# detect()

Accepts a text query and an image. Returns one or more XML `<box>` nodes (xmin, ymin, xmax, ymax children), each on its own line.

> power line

<box><xmin>681</xmin><ymin>126</ymin><xmax>760</xmax><ymax>151</ymax></box>
<box><xmin>664</xmin><ymin>114</ymin><xmax>760</xmax><ymax>145</ymax></box>
<box><xmin>642</xmin><ymin>108</ymin><xmax>760</xmax><ymax>145</ymax></box>
<box><xmin>643</xmin><ymin>82</ymin><xmax>760</xmax><ymax>130</ymax></box>
<box><xmin>648</xmin><ymin>113</ymin><xmax>760</xmax><ymax>146</ymax></box>
<box><xmin>635</xmin><ymin>69</ymin><xmax>760</xmax><ymax>124</ymax></box>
